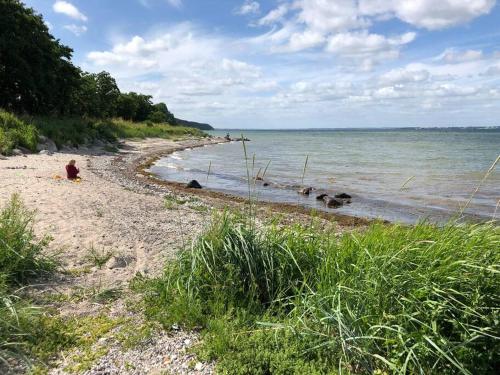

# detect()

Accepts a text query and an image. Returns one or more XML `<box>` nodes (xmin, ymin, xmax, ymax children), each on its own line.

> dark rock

<box><xmin>187</xmin><ymin>180</ymin><xmax>202</xmax><ymax>189</ymax></box>
<box><xmin>335</xmin><ymin>193</ymin><xmax>352</xmax><ymax>199</ymax></box>
<box><xmin>263</xmin><ymin>182</ymin><xmax>269</xmax><ymax>187</ymax></box>
<box><xmin>36</xmin><ymin>136</ymin><xmax>57</xmax><ymax>153</ymax></box>
<box><xmin>255</xmin><ymin>176</ymin><xmax>263</xmax><ymax>181</ymax></box>
<box><xmin>298</xmin><ymin>187</ymin><xmax>314</xmax><ymax>195</ymax></box>
<box><xmin>323</xmin><ymin>196</ymin><xmax>343</xmax><ymax>208</ymax></box>
<box><xmin>107</xmin><ymin>255</ymin><xmax>135</xmax><ymax>269</ymax></box>
<box><xmin>11</xmin><ymin>148</ymin><xmax>23</xmax><ymax>156</ymax></box>
<box><xmin>316</xmin><ymin>193</ymin><xmax>328</xmax><ymax>200</ymax></box>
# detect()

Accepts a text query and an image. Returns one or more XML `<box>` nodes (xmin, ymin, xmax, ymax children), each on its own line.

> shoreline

<box><xmin>139</xmin><ymin>138</ymin><xmax>498</xmax><ymax>226</ymax></box>
<box><xmin>126</xmin><ymin>139</ymin><xmax>371</xmax><ymax>227</ymax></box>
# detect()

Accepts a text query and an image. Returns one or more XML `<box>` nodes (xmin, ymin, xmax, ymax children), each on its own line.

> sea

<box><xmin>150</xmin><ymin>128</ymin><xmax>500</xmax><ymax>223</ymax></box>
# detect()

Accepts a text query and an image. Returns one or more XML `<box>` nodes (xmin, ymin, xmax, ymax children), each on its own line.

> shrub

<box><xmin>0</xmin><ymin>110</ymin><xmax>38</xmax><ymax>154</ymax></box>
<box><xmin>0</xmin><ymin>194</ymin><xmax>56</xmax><ymax>285</ymax></box>
<box><xmin>0</xmin><ymin>195</ymin><xmax>62</xmax><ymax>370</ymax></box>
<box><xmin>143</xmin><ymin>213</ymin><xmax>500</xmax><ymax>374</ymax></box>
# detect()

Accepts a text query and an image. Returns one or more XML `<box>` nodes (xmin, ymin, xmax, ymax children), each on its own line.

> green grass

<box><xmin>0</xmin><ymin>110</ymin><xmax>38</xmax><ymax>155</ymax></box>
<box><xmin>140</xmin><ymin>212</ymin><xmax>500</xmax><ymax>374</ymax></box>
<box><xmin>27</xmin><ymin>116</ymin><xmax>206</xmax><ymax>149</ymax></box>
<box><xmin>0</xmin><ymin>194</ymin><xmax>56</xmax><ymax>285</ymax></box>
<box><xmin>0</xmin><ymin>111</ymin><xmax>207</xmax><ymax>154</ymax></box>
<box><xmin>0</xmin><ymin>194</ymin><xmax>62</xmax><ymax>369</ymax></box>
<box><xmin>83</xmin><ymin>245</ymin><xmax>114</xmax><ymax>269</ymax></box>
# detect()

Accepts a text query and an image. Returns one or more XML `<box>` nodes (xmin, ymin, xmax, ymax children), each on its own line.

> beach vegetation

<box><xmin>0</xmin><ymin>194</ymin><xmax>56</xmax><ymax>284</ymax></box>
<box><xmin>0</xmin><ymin>194</ymin><xmax>67</xmax><ymax>370</ymax></box>
<box><xmin>84</xmin><ymin>245</ymin><xmax>114</xmax><ymax>269</ymax></box>
<box><xmin>0</xmin><ymin>111</ymin><xmax>38</xmax><ymax>155</ymax></box>
<box><xmin>140</xmin><ymin>212</ymin><xmax>500</xmax><ymax>374</ymax></box>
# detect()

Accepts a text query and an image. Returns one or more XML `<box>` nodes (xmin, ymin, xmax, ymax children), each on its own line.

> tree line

<box><xmin>0</xmin><ymin>0</ymin><xmax>176</xmax><ymax>124</ymax></box>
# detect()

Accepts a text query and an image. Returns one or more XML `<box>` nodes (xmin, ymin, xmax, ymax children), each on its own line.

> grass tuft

<box><xmin>142</xmin><ymin>212</ymin><xmax>500</xmax><ymax>374</ymax></box>
<box><xmin>0</xmin><ymin>194</ymin><xmax>56</xmax><ymax>285</ymax></box>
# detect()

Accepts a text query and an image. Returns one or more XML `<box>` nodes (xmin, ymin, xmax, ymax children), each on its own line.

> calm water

<box><xmin>150</xmin><ymin>129</ymin><xmax>500</xmax><ymax>223</ymax></box>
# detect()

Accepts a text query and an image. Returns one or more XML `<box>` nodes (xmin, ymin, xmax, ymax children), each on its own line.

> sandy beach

<box><xmin>1</xmin><ymin>136</ymin><xmax>366</xmax><ymax>374</ymax></box>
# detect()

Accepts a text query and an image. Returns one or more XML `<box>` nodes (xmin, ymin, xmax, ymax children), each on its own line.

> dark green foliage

<box><xmin>0</xmin><ymin>1</ymin><xmax>207</xmax><ymax>135</ymax></box>
<box><xmin>143</xmin><ymin>213</ymin><xmax>500</xmax><ymax>374</ymax></box>
<box><xmin>117</xmin><ymin>92</ymin><xmax>162</xmax><ymax>122</ymax></box>
<box><xmin>0</xmin><ymin>0</ymin><xmax>80</xmax><ymax>114</ymax></box>
<box><xmin>148</xmin><ymin>103</ymin><xmax>176</xmax><ymax>124</ymax></box>
<box><xmin>0</xmin><ymin>110</ymin><xmax>38</xmax><ymax>154</ymax></box>
<box><xmin>175</xmin><ymin>118</ymin><xmax>214</xmax><ymax>130</ymax></box>
<box><xmin>70</xmin><ymin>71</ymin><xmax>120</xmax><ymax>118</ymax></box>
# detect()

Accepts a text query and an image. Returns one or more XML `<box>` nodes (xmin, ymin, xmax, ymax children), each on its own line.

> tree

<box><xmin>116</xmin><ymin>92</ymin><xmax>153</xmax><ymax>122</ymax></box>
<box><xmin>94</xmin><ymin>71</ymin><xmax>120</xmax><ymax>117</ymax></box>
<box><xmin>0</xmin><ymin>0</ymin><xmax>80</xmax><ymax>114</ymax></box>
<box><xmin>148</xmin><ymin>102</ymin><xmax>176</xmax><ymax>124</ymax></box>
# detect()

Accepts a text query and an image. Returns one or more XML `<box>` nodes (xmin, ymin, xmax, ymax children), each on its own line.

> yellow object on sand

<box><xmin>73</xmin><ymin>178</ymin><xmax>82</xmax><ymax>183</ymax></box>
<box><xmin>53</xmin><ymin>175</ymin><xmax>62</xmax><ymax>180</ymax></box>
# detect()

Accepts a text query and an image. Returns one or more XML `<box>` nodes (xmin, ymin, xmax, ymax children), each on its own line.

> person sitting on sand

<box><xmin>65</xmin><ymin>160</ymin><xmax>80</xmax><ymax>180</ymax></box>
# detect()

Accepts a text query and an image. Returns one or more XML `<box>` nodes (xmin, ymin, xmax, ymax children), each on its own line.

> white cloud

<box><xmin>53</xmin><ymin>1</ymin><xmax>87</xmax><ymax>22</ymax></box>
<box><xmin>388</xmin><ymin>0</ymin><xmax>496</xmax><ymax>30</ymax></box>
<box><xmin>296</xmin><ymin>0</ymin><xmax>369</xmax><ymax>33</ymax></box>
<box><xmin>288</xmin><ymin>30</ymin><xmax>325</xmax><ymax>51</ymax></box>
<box><xmin>253</xmin><ymin>0</ymin><xmax>495</xmax><ymax>56</ymax></box>
<box><xmin>482</xmin><ymin>64</ymin><xmax>500</xmax><ymax>76</ymax></box>
<box><xmin>379</xmin><ymin>68</ymin><xmax>430</xmax><ymax>85</ymax></box>
<box><xmin>83</xmin><ymin>14</ymin><xmax>500</xmax><ymax>128</ymax></box>
<box><xmin>236</xmin><ymin>1</ymin><xmax>260</xmax><ymax>15</ymax></box>
<box><xmin>439</xmin><ymin>48</ymin><xmax>484</xmax><ymax>63</ymax></box>
<box><xmin>359</xmin><ymin>0</ymin><xmax>496</xmax><ymax>29</ymax></box>
<box><xmin>63</xmin><ymin>24</ymin><xmax>88</xmax><ymax>36</ymax></box>
<box><xmin>258</xmin><ymin>4</ymin><xmax>290</xmax><ymax>25</ymax></box>
<box><xmin>326</xmin><ymin>31</ymin><xmax>416</xmax><ymax>56</ymax></box>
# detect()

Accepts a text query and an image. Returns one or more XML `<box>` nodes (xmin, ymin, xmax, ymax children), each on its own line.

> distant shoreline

<box><xmin>212</xmin><ymin>126</ymin><xmax>500</xmax><ymax>131</ymax></box>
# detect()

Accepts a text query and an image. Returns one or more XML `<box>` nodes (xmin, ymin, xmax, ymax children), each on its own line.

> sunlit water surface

<box><xmin>150</xmin><ymin>128</ymin><xmax>500</xmax><ymax>223</ymax></box>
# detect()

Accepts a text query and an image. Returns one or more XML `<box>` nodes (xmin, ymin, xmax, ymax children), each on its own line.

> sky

<box><xmin>25</xmin><ymin>0</ymin><xmax>500</xmax><ymax>128</ymax></box>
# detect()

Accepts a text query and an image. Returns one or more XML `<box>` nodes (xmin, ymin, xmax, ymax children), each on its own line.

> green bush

<box><xmin>143</xmin><ymin>213</ymin><xmax>500</xmax><ymax>374</ymax></box>
<box><xmin>0</xmin><ymin>110</ymin><xmax>38</xmax><ymax>155</ymax></box>
<box><xmin>0</xmin><ymin>194</ymin><xmax>56</xmax><ymax>285</ymax></box>
<box><xmin>0</xmin><ymin>195</ymin><xmax>63</xmax><ymax>370</ymax></box>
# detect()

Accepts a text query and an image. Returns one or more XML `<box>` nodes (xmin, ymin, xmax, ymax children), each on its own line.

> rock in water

<box><xmin>335</xmin><ymin>193</ymin><xmax>352</xmax><ymax>199</ymax></box>
<box><xmin>263</xmin><ymin>182</ymin><xmax>269</xmax><ymax>187</ymax></box>
<box><xmin>316</xmin><ymin>193</ymin><xmax>328</xmax><ymax>200</ymax></box>
<box><xmin>298</xmin><ymin>187</ymin><xmax>314</xmax><ymax>195</ymax></box>
<box><xmin>187</xmin><ymin>180</ymin><xmax>202</xmax><ymax>189</ymax></box>
<box><xmin>323</xmin><ymin>196</ymin><xmax>343</xmax><ymax>208</ymax></box>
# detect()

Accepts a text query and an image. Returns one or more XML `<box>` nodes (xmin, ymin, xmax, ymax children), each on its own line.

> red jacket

<box><xmin>66</xmin><ymin>165</ymin><xmax>79</xmax><ymax>179</ymax></box>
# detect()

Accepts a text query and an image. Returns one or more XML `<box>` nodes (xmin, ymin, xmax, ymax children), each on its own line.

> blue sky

<box><xmin>25</xmin><ymin>0</ymin><xmax>500</xmax><ymax>128</ymax></box>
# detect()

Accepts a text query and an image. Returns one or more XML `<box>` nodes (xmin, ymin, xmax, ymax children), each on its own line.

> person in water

<box><xmin>66</xmin><ymin>160</ymin><xmax>80</xmax><ymax>180</ymax></box>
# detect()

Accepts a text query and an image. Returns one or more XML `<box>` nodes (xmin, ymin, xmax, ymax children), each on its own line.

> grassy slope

<box><xmin>139</xmin><ymin>212</ymin><xmax>500</xmax><ymax>374</ymax></box>
<box><xmin>0</xmin><ymin>110</ymin><xmax>207</xmax><ymax>154</ymax></box>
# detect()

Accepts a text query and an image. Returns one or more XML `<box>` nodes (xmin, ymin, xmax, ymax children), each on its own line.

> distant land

<box><xmin>175</xmin><ymin>118</ymin><xmax>214</xmax><ymax>130</ymax></box>
<box><xmin>215</xmin><ymin>126</ymin><xmax>500</xmax><ymax>131</ymax></box>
